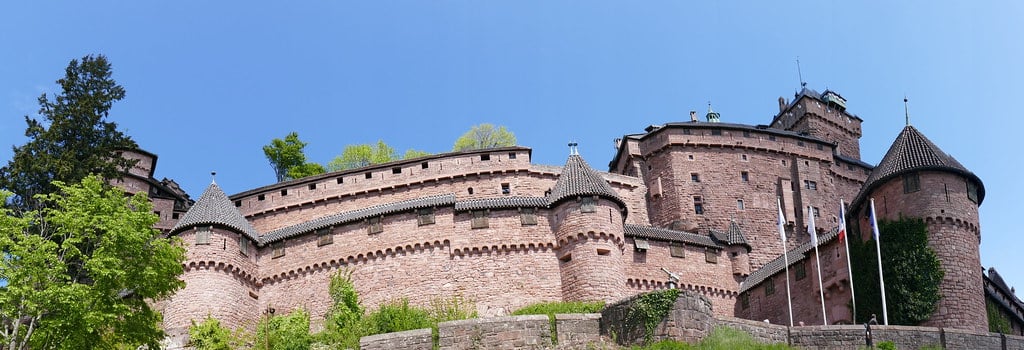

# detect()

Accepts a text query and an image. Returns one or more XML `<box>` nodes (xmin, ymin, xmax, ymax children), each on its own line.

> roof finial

<box><xmin>211</xmin><ymin>171</ymin><xmax>217</xmax><ymax>184</ymax></box>
<box><xmin>705</xmin><ymin>101</ymin><xmax>721</xmax><ymax>123</ymax></box>
<box><xmin>567</xmin><ymin>142</ymin><xmax>579</xmax><ymax>156</ymax></box>
<box><xmin>904</xmin><ymin>96</ymin><xmax>910</xmax><ymax>126</ymax></box>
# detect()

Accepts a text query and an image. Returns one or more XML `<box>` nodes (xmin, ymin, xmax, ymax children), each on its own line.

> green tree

<box><xmin>263</xmin><ymin>132</ymin><xmax>324</xmax><ymax>182</ymax></box>
<box><xmin>452</xmin><ymin>123</ymin><xmax>516</xmax><ymax>151</ymax></box>
<box><xmin>403</xmin><ymin>149</ymin><xmax>432</xmax><ymax>160</ymax></box>
<box><xmin>327</xmin><ymin>140</ymin><xmax>397</xmax><ymax>171</ymax></box>
<box><xmin>257</xmin><ymin>308</ymin><xmax>311</xmax><ymax>350</ymax></box>
<box><xmin>850</xmin><ymin>216</ymin><xmax>943</xmax><ymax>326</ymax></box>
<box><xmin>316</xmin><ymin>269</ymin><xmax>366</xmax><ymax>349</ymax></box>
<box><xmin>0</xmin><ymin>176</ymin><xmax>186</xmax><ymax>349</ymax></box>
<box><xmin>0</xmin><ymin>55</ymin><xmax>136</xmax><ymax>212</ymax></box>
<box><xmin>188</xmin><ymin>316</ymin><xmax>249</xmax><ymax>350</ymax></box>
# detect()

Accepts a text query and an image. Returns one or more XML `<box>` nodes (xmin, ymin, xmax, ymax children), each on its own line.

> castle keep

<box><xmin>118</xmin><ymin>87</ymin><xmax>1022</xmax><ymax>341</ymax></box>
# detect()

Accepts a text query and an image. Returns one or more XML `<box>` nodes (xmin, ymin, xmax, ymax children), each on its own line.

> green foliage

<box><xmin>327</xmin><ymin>140</ymin><xmax>398</xmax><ymax>171</ymax></box>
<box><xmin>366</xmin><ymin>299</ymin><xmax>433</xmax><ymax>334</ymax></box>
<box><xmin>626</xmin><ymin>289</ymin><xmax>681</xmax><ymax>343</ymax></box>
<box><xmin>628</xmin><ymin>327</ymin><xmax>795</xmax><ymax>350</ymax></box>
<box><xmin>403</xmin><ymin>149</ymin><xmax>432</xmax><ymax>159</ymax></box>
<box><xmin>452</xmin><ymin>123</ymin><xmax>517</xmax><ymax>151</ymax></box>
<box><xmin>257</xmin><ymin>308</ymin><xmax>312</xmax><ymax>350</ymax></box>
<box><xmin>988</xmin><ymin>300</ymin><xmax>1013</xmax><ymax>334</ymax></box>
<box><xmin>263</xmin><ymin>132</ymin><xmax>324</xmax><ymax>182</ymax></box>
<box><xmin>850</xmin><ymin>216</ymin><xmax>942</xmax><ymax>325</ymax></box>
<box><xmin>511</xmin><ymin>300</ymin><xmax>606</xmax><ymax>316</ymax></box>
<box><xmin>0</xmin><ymin>55</ymin><xmax>136</xmax><ymax>212</ymax></box>
<box><xmin>0</xmin><ymin>176</ymin><xmax>186</xmax><ymax>349</ymax></box>
<box><xmin>876</xmin><ymin>340</ymin><xmax>897</xmax><ymax>350</ymax></box>
<box><xmin>317</xmin><ymin>268</ymin><xmax>366</xmax><ymax>349</ymax></box>
<box><xmin>188</xmin><ymin>316</ymin><xmax>248</xmax><ymax>350</ymax></box>
<box><xmin>428</xmin><ymin>294</ymin><xmax>478</xmax><ymax>323</ymax></box>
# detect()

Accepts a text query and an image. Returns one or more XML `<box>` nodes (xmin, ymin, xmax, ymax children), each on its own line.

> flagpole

<box><xmin>869</xmin><ymin>198</ymin><xmax>889</xmax><ymax>325</ymax></box>
<box><xmin>778</xmin><ymin>197</ymin><xmax>793</xmax><ymax>327</ymax></box>
<box><xmin>840</xmin><ymin>199</ymin><xmax>857</xmax><ymax>324</ymax></box>
<box><xmin>808</xmin><ymin>205</ymin><xmax>828</xmax><ymax>325</ymax></box>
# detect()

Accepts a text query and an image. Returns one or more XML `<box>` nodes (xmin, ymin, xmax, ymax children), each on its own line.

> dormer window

<box><xmin>903</xmin><ymin>173</ymin><xmax>920</xmax><ymax>193</ymax></box>
<box><xmin>580</xmin><ymin>197</ymin><xmax>596</xmax><ymax>213</ymax></box>
<box><xmin>196</xmin><ymin>226</ymin><xmax>212</xmax><ymax>245</ymax></box>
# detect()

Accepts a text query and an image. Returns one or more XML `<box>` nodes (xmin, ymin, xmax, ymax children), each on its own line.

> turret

<box><xmin>712</xmin><ymin>221</ymin><xmax>751</xmax><ymax>277</ymax></box>
<box><xmin>549</xmin><ymin>144</ymin><xmax>628</xmax><ymax>302</ymax></box>
<box><xmin>851</xmin><ymin>125</ymin><xmax>986</xmax><ymax>332</ymax></box>
<box><xmin>161</xmin><ymin>177</ymin><xmax>261</xmax><ymax>345</ymax></box>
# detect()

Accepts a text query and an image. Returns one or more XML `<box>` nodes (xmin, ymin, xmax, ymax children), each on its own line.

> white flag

<box><xmin>807</xmin><ymin>205</ymin><xmax>817</xmax><ymax>246</ymax></box>
<box><xmin>777</xmin><ymin>199</ymin><xmax>787</xmax><ymax>244</ymax></box>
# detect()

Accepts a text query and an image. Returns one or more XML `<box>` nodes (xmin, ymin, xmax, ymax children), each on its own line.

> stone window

<box><xmin>740</xmin><ymin>293</ymin><xmax>750</xmax><ymax>310</ymax></box>
<box><xmin>468</xmin><ymin>187</ymin><xmax>474</xmax><ymax>195</ymax></box>
<box><xmin>581</xmin><ymin>197</ymin><xmax>596</xmax><ymax>213</ymax></box>
<box><xmin>797</xmin><ymin>140</ymin><xmax>805</xmax><ymax>147</ymax></box>
<box><xmin>903</xmin><ymin>172</ymin><xmax>920</xmax><ymax>193</ymax></box>
<box><xmin>235</xmin><ymin>200</ymin><xmax>242</xmax><ymax>207</ymax></box>
<box><xmin>741</xmin><ymin>154</ymin><xmax>748</xmax><ymax>161</ymax></box>
<box><xmin>367</xmin><ymin>216</ymin><xmax>383</xmax><ymax>234</ymax></box>
<box><xmin>172</xmin><ymin>212</ymin><xmax>180</xmax><ymax>220</ymax></box>
<box><xmin>281</xmin><ymin>189</ymin><xmax>288</xmax><ymax>196</ymax></box>
<box><xmin>634</xmin><ymin>238</ymin><xmax>650</xmax><ymax>252</ymax></box>
<box><xmin>316</xmin><ymin>228</ymin><xmax>333</xmax><ymax>246</ymax></box>
<box><xmin>239</xmin><ymin>235</ymin><xmax>249</xmax><ymax>256</ymax></box>
<box><xmin>737</xmin><ymin>199</ymin><xmax>745</xmax><ymax>210</ymax></box>
<box><xmin>944</xmin><ymin>184</ymin><xmax>950</xmax><ymax>202</ymax></box>
<box><xmin>670</xmin><ymin>244</ymin><xmax>685</xmax><ymax>258</ymax></box>
<box><xmin>392</xmin><ymin>167</ymin><xmax>402</xmax><ymax>174</ymax></box>
<box><xmin>196</xmin><ymin>226</ymin><xmax>212</xmax><ymax>245</ymax></box>
<box><xmin>688</xmin><ymin>154</ymin><xmax>695</xmax><ymax>160</ymax></box>
<box><xmin>597</xmin><ymin>248</ymin><xmax>610</xmax><ymax>256</ymax></box>
<box><xmin>795</xmin><ymin>261</ymin><xmax>807</xmax><ymax>280</ymax></box>
<box><xmin>308</xmin><ymin>183</ymin><xmax>316</xmax><ymax>191</ymax></box>
<box><xmin>471</xmin><ymin>210</ymin><xmax>489</xmax><ymax>229</ymax></box>
<box><xmin>804</xmin><ymin>180</ymin><xmax>817</xmax><ymax>190</ymax></box>
<box><xmin>769</xmin><ymin>135</ymin><xmax>777</xmax><ymax>141</ymax></box>
<box><xmin>501</xmin><ymin>183</ymin><xmax>511</xmax><ymax>195</ymax></box>
<box><xmin>508</xmin><ymin>152</ymin><xmax>517</xmax><ymax>160</ymax></box>
<box><xmin>421</xmin><ymin>162</ymin><xmax>429</xmax><ymax>169</ymax></box>
<box><xmin>417</xmin><ymin>208</ymin><xmax>435</xmax><ymax>226</ymax></box>
<box><xmin>520</xmin><ymin>208</ymin><xmax>537</xmax><ymax>226</ymax></box>
<box><xmin>693</xmin><ymin>196</ymin><xmax>704</xmax><ymax>215</ymax></box>
<box><xmin>337</xmin><ymin>177</ymin><xmax>344</xmax><ymax>184</ymax></box>
<box><xmin>258</xmin><ymin>194</ymin><xmax>265</xmax><ymax>201</ymax></box>
<box><xmin>765</xmin><ymin>277</ymin><xmax>776</xmax><ymax>295</ymax></box>
<box><xmin>365</xmin><ymin>172</ymin><xmax>372</xmax><ymax>179</ymax></box>
<box><xmin>705</xmin><ymin>248</ymin><xmax>718</xmax><ymax>264</ymax></box>
<box><xmin>812</xmin><ymin>207</ymin><xmax>820</xmax><ymax>218</ymax></box>
<box><xmin>817</xmin><ymin>144</ymin><xmax>824</xmax><ymax>151</ymax></box>
<box><xmin>691</xmin><ymin>173</ymin><xmax>700</xmax><ymax>183</ymax></box>
<box><xmin>272</xmin><ymin>242</ymin><xmax>285</xmax><ymax>258</ymax></box>
<box><xmin>967</xmin><ymin>181</ymin><xmax>979</xmax><ymax>203</ymax></box>
<box><xmin>683</xmin><ymin>129</ymin><xmax>692</xmax><ymax>135</ymax></box>
<box><xmin>741</xmin><ymin>171</ymin><xmax>749</xmax><ymax>182</ymax></box>
<box><xmin>743</xmin><ymin>131</ymin><xmax>751</xmax><ymax>138</ymax></box>
<box><xmin>711</xmin><ymin>129</ymin><xmax>722</xmax><ymax>136</ymax></box>
<box><xmin>154</xmin><ymin>211</ymin><xmax>161</xmax><ymax>218</ymax></box>
<box><xmin>480</xmin><ymin>154</ymin><xmax>490</xmax><ymax>161</ymax></box>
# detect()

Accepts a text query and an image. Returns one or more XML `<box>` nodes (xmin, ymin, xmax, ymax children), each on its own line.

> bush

<box><xmin>189</xmin><ymin>317</ymin><xmax>244</xmax><ymax>350</ymax></box>
<box><xmin>366</xmin><ymin>299</ymin><xmax>434</xmax><ymax>334</ymax></box>
<box><xmin>257</xmin><ymin>308</ymin><xmax>311</xmax><ymax>350</ymax></box>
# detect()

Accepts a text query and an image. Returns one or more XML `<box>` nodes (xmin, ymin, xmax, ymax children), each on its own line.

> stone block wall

<box><xmin>714</xmin><ymin>316</ymin><xmax>787</xmax><ymax>344</ymax></box>
<box><xmin>437</xmin><ymin>315</ymin><xmax>552</xmax><ymax>350</ymax></box>
<box><xmin>360</xmin><ymin>328</ymin><xmax>433</xmax><ymax>350</ymax></box>
<box><xmin>600</xmin><ymin>290</ymin><xmax>713</xmax><ymax>345</ymax></box>
<box><xmin>555</xmin><ymin>313</ymin><xmax>602</xmax><ymax>346</ymax></box>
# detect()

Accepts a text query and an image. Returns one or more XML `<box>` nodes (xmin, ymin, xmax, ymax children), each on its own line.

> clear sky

<box><xmin>2</xmin><ymin>2</ymin><xmax>1022</xmax><ymax>298</ymax></box>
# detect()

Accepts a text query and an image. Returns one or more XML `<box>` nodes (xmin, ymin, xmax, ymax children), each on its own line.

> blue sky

<box><xmin>2</xmin><ymin>2</ymin><xmax>1022</xmax><ymax>296</ymax></box>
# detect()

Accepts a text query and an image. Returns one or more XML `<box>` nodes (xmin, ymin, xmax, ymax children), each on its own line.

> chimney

<box><xmin>778</xmin><ymin>97</ymin><xmax>787</xmax><ymax>112</ymax></box>
<box><xmin>689</xmin><ymin>111</ymin><xmax>698</xmax><ymax>122</ymax></box>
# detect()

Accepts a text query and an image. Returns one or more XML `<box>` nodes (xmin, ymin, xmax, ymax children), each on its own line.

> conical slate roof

<box><xmin>853</xmin><ymin>125</ymin><xmax>984</xmax><ymax>208</ymax></box>
<box><xmin>711</xmin><ymin>220</ymin><xmax>750</xmax><ymax>249</ymax></box>
<box><xmin>547</xmin><ymin>154</ymin><xmax>622</xmax><ymax>207</ymax></box>
<box><xmin>171</xmin><ymin>182</ymin><xmax>259</xmax><ymax>240</ymax></box>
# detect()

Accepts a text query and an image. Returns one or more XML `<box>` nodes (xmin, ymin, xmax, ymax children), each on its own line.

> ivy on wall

<box><xmin>625</xmin><ymin>289</ymin><xmax>681</xmax><ymax>343</ymax></box>
<box><xmin>850</xmin><ymin>216</ymin><xmax>942</xmax><ymax>325</ymax></box>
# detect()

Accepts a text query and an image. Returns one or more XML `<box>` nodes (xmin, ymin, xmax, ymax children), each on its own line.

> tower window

<box><xmin>795</xmin><ymin>261</ymin><xmax>807</xmax><ymax>280</ymax></box>
<box><xmin>740</xmin><ymin>293</ymin><xmax>750</xmax><ymax>310</ymax></box>
<box><xmin>683</xmin><ymin>129</ymin><xmax>692</xmax><ymax>135</ymax></box>
<box><xmin>691</xmin><ymin>173</ymin><xmax>700</xmax><ymax>183</ymax></box>
<box><xmin>741</xmin><ymin>171</ymin><xmax>749</xmax><ymax>182</ymax></box>
<box><xmin>239</xmin><ymin>235</ymin><xmax>249</xmax><ymax>256</ymax></box>
<box><xmin>316</xmin><ymin>228</ymin><xmax>333</xmax><ymax>246</ymax></box>
<box><xmin>235</xmin><ymin>200</ymin><xmax>242</xmax><ymax>207</ymax></box>
<box><xmin>693</xmin><ymin>196</ymin><xmax>704</xmax><ymax>215</ymax></box>
<box><xmin>813</xmin><ymin>207</ymin><xmax>820</xmax><ymax>217</ymax></box>
<box><xmin>967</xmin><ymin>181</ymin><xmax>979</xmax><ymax>203</ymax></box>
<box><xmin>520</xmin><ymin>208</ymin><xmax>537</xmax><ymax>226</ymax></box>
<box><xmin>272</xmin><ymin>242</ymin><xmax>285</xmax><ymax>258</ymax></box>
<box><xmin>501</xmin><ymin>183</ymin><xmax>511</xmax><ymax>195</ymax></box>
<box><xmin>337</xmin><ymin>177</ymin><xmax>344</xmax><ymax>184</ymax></box>
<box><xmin>508</xmin><ymin>152</ymin><xmax>517</xmax><ymax>159</ymax></box>
<box><xmin>258</xmin><ymin>194</ymin><xmax>265</xmax><ymax>201</ymax></box>
<box><xmin>308</xmin><ymin>183</ymin><xmax>317</xmax><ymax>191</ymax></box>
<box><xmin>480</xmin><ymin>154</ymin><xmax>490</xmax><ymax>161</ymax></box>
<box><xmin>417</xmin><ymin>208</ymin><xmax>435</xmax><ymax>226</ymax></box>
<box><xmin>743</xmin><ymin>131</ymin><xmax>751</xmax><ymax>138</ymax></box>
<box><xmin>804</xmin><ymin>180</ymin><xmax>817</xmax><ymax>190</ymax></box>
<box><xmin>367</xmin><ymin>216</ymin><xmax>383</xmax><ymax>234</ymax></box>
<box><xmin>705</xmin><ymin>248</ymin><xmax>718</xmax><ymax>264</ymax></box>
<box><xmin>765</xmin><ymin>277</ymin><xmax>776</xmax><ymax>295</ymax></box>
<box><xmin>172</xmin><ymin>212</ymin><xmax>180</xmax><ymax>220</ymax></box>
<box><xmin>797</xmin><ymin>141</ymin><xmax>805</xmax><ymax>147</ymax></box>
<box><xmin>196</xmin><ymin>226</ymin><xmax>212</xmax><ymax>245</ymax></box>
<box><xmin>281</xmin><ymin>189</ymin><xmax>288</xmax><ymax>196</ymax></box>
<box><xmin>581</xmin><ymin>197</ymin><xmax>596</xmax><ymax>213</ymax></box>
<box><xmin>670</xmin><ymin>244</ymin><xmax>685</xmax><ymax>258</ymax></box>
<box><xmin>769</xmin><ymin>135</ymin><xmax>777</xmax><ymax>141</ymax></box>
<box><xmin>421</xmin><ymin>162</ymin><xmax>429</xmax><ymax>169</ymax></box>
<box><xmin>471</xmin><ymin>210</ymin><xmax>489</xmax><ymax>229</ymax></box>
<box><xmin>741</xmin><ymin>154</ymin><xmax>748</xmax><ymax>161</ymax></box>
<box><xmin>903</xmin><ymin>173</ymin><xmax>920</xmax><ymax>193</ymax></box>
<box><xmin>392</xmin><ymin>167</ymin><xmax>402</xmax><ymax>174</ymax></box>
<box><xmin>365</xmin><ymin>172</ymin><xmax>372</xmax><ymax>179</ymax></box>
<box><xmin>467</xmin><ymin>187</ymin><xmax>474</xmax><ymax>195</ymax></box>
<box><xmin>711</xmin><ymin>129</ymin><xmax>722</xmax><ymax>136</ymax></box>
<box><xmin>737</xmin><ymin>200</ymin><xmax>745</xmax><ymax>210</ymax></box>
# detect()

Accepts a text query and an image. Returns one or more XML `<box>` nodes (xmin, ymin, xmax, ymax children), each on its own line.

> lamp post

<box><xmin>263</xmin><ymin>305</ymin><xmax>275</xmax><ymax>350</ymax></box>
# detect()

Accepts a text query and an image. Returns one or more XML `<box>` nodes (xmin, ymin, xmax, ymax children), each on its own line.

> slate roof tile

<box><xmin>624</xmin><ymin>224</ymin><xmax>723</xmax><ymax>249</ymax></box>
<box><xmin>171</xmin><ymin>183</ymin><xmax>259</xmax><ymax>240</ymax></box>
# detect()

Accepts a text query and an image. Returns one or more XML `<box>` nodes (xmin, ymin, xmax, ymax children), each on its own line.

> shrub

<box><xmin>366</xmin><ymin>299</ymin><xmax>434</xmax><ymax>334</ymax></box>
<box><xmin>257</xmin><ymin>308</ymin><xmax>311</xmax><ymax>350</ymax></box>
<box><xmin>188</xmin><ymin>317</ymin><xmax>240</xmax><ymax>350</ymax></box>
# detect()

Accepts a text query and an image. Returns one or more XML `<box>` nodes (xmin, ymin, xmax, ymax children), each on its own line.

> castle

<box><xmin>115</xmin><ymin>87</ymin><xmax>1023</xmax><ymax>343</ymax></box>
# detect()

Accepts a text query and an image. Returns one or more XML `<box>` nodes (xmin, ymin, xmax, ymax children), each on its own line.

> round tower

<box><xmin>714</xmin><ymin>221</ymin><xmax>751</xmax><ymax>278</ymax></box>
<box><xmin>161</xmin><ymin>180</ymin><xmax>261</xmax><ymax>345</ymax></box>
<box><xmin>852</xmin><ymin>125</ymin><xmax>986</xmax><ymax>332</ymax></box>
<box><xmin>549</xmin><ymin>146</ymin><xmax>628</xmax><ymax>302</ymax></box>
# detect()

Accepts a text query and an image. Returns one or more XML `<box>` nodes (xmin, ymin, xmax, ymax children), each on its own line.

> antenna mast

<box><xmin>796</xmin><ymin>58</ymin><xmax>806</xmax><ymax>88</ymax></box>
